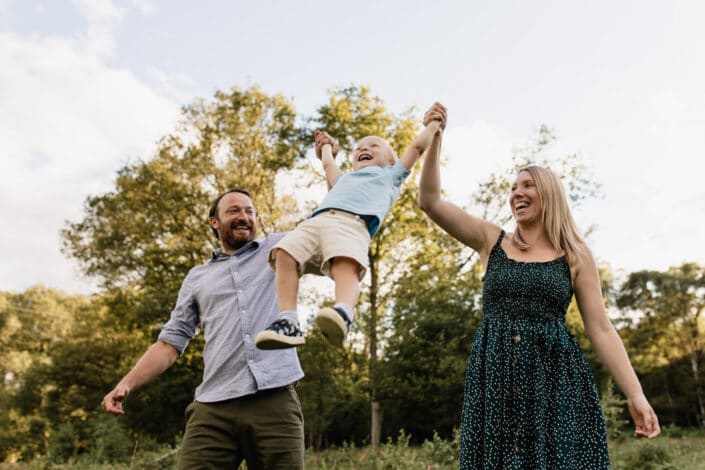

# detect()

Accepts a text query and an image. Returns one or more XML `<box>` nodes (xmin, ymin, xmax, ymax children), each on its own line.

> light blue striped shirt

<box><xmin>158</xmin><ymin>233</ymin><xmax>304</xmax><ymax>403</ymax></box>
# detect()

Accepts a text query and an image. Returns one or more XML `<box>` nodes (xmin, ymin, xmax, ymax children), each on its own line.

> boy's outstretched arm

<box><xmin>315</xmin><ymin>130</ymin><xmax>343</xmax><ymax>191</ymax></box>
<box><xmin>399</xmin><ymin>102</ymin><xmax>447</xmax><ymax>171</ymax></box>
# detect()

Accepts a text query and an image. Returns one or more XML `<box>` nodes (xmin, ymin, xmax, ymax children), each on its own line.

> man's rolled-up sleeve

<box><xmin>157</xmin><ymin>270</ymin><xmax>200</xmax><ymax>354</ymax></box>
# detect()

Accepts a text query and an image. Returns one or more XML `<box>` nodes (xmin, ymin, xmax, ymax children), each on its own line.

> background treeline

<box><xmin>1</xmin><ymin>85</ymin><xmax>703</xmax><ymax>464</ymax></box>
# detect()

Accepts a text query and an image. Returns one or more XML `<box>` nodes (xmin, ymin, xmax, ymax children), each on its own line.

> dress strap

<box><xmin>494</xmin><ymin>229</ymin><xmax>505</xmax><ymax>248</ymax></box>
<box><xmin>487</xmin><ymin>229</ymin><xmax>506</xmax><ymax>263</ymax></box>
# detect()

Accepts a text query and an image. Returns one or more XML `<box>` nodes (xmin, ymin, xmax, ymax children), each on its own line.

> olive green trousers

<box><xmin>178</xmin><ymin>385</ymin><xmax>304</xmax><ymax>469</ymax></box>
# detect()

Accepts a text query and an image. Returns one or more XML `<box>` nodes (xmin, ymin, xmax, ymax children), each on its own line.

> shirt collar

<box><xmin>209</xmin><ymin>238</ymin><xmax>262</xmax><ymax>262</ymax></box>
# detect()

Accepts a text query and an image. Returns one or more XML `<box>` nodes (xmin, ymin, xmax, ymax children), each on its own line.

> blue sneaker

<box><xmin>255</xmin><ymin>318</ymin><xmax>305</xmax><ymax>350</ymax></box>
<box><xmin>315</xmin><ymin>307</ymin><xmax>351</xmax><ymax>347</ymax></box>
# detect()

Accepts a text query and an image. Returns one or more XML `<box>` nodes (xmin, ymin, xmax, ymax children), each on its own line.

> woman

<box><xmin>418</xmin><ymin>104</ymin><xmax>659</xmax><ymax>469</ymax></box>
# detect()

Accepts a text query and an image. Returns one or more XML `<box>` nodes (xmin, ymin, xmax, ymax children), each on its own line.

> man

<box><xmin>102</xmin><ymin>189</ymin><xmax>305</xmax><ymax>469</ymax></box>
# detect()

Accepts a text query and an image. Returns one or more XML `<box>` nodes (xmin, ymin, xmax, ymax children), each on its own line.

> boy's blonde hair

<box><xmin>355</xmin><ymin>136</ymin><xmax>398</xmax><ymax>166</ymax></box>
<box><xmin>380</xmin><ymin>139</ymin><xmax>398</xmax><ymax>165</ymax></box>
<box><xmin>512</xmin><ymin>165</ymin><xmax>586</xmax><ymax>266</ymax></box>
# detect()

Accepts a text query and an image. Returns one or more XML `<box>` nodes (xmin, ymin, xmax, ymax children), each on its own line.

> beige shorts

<box><xmin>269</xmin><ymin>209</ymin><xmax>371</xmax><ymax>280</ymax></box>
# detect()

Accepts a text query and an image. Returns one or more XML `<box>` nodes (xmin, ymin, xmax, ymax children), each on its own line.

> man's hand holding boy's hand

<box><xmin>315</xmin><ymin>130</ymin><xmax>339</xmax><ymax>159</ymax></box>
<box><xmin>423</xmin><ymin>102</ymin><xmax>447</xmax><ymax>130</ymax></box>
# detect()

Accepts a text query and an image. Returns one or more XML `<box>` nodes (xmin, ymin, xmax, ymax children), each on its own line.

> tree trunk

<box><xmin>687</xmin><ymin>328</ymin><xmax>705</xmax><ymax>427</ymax></box>
<box><xmin>371</xmin><ymin>401</ymin><xmax>383</xmax><ymax>448</ymax></box>
<box><xmin>369</xmin><ymin>250</ymin><xmax>381</xmax><ymax>447</ymax></box>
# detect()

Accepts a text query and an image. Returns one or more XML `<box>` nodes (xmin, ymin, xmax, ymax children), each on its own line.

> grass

<box><xmin>609</xmin><ymin>428</ymin><xmax>705</xmax><ymax>470</ymax></box>
<box><xmin>3</xmin><ymin>429</ymin><xmax>704</xmax><ymax>469</ymax></box>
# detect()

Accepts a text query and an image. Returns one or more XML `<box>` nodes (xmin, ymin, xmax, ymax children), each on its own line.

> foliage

<box><xmin>421</xmin><ymin>429</ymin><xmax>460</xmax><ymax>466</ymax></box>
<box><xmin>378</xmin><ymin>226</ymin><xmax>482</xmax><ymax>440</ymax></box>
<box><xmin>297</xmin><ymin>320</ymin><xmax>369</xmax><ymax>449</ymax></box>
<box><xmin>47</xmin><ymin>421</ymin><xmax>78</xmax><ymax>464</ymax></box>
<box><xmin>61</xmin><ymin>85</ymin><xmax>306</xmax><ymax>329</ymax></box>
<box><xmin>601</xmin><ymin>378</ymin><xmax>630</xmax><ymax>439</ymax></box>
<box><xmin>86</xmin><ymin>412</ymin><xmax>135</xmax><ymax>464</ymax></box>
<box><xmin>617</xmin><ymin>263</ymin><xmax>705</xmax><ymax>427</ymax></box>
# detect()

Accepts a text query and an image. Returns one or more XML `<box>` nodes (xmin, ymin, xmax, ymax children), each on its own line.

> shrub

<box><xmin>47</xmin><ymin>422</ymin><xmax>78</xmax><ymax>464</ymax></box>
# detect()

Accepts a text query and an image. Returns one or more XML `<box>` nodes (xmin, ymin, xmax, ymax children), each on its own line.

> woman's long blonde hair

<box><xmin>512</xmin><ymin>165</ymin><xmax>586</xmax><ymax>266</ymax></box>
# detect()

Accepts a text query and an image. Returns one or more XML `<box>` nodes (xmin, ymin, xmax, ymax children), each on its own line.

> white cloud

<box><xmin>70</xmin><ymin>0</ymin><xmax>127</xmax><ymax>57</ymax></box>
<box><xmin>127</xmin><ymin>0</ymin><xmax>156</xmax><ymax>16</ymax></box>
<box><xmin>147</xmin><ymin>66</ymin><xmax>199</xmax><ymax>104</ymax></box>
<box><xmin>0</xmin><ymin>29</ymin><xmax>181</xmax><ymax>293</ymax></box>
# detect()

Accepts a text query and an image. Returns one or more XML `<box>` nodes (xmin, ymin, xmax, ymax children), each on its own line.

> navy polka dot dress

<box><xmin>460</xmin><ymin>230</ymin><xmax>609</xmax><ymax>469</ymax></box>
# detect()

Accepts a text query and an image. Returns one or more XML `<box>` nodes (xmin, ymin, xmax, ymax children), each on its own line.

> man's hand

<box><xmin>102</xmin><ymin>384</ymin><xmax>130</xmax><ymax>415</ymax></box>
<box><xmin>423</xmin><ymin>102</ymin><xmax>447</xmax><ymax>129</ymax></box>
<box><xmin>315</xmin><ymin>130</ymin><xmax>339</xmax><ymax>160</ymax></box>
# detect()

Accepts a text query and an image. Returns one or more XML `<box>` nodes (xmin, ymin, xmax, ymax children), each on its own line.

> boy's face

<box><xmin>352</xmin><ymin>136</ymin><xmax>396</xmax><ymax>171</ymax></box>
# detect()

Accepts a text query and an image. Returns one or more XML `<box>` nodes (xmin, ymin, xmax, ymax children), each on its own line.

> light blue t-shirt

<box><xmin>312</xmin><ymin>160</ymin><xmax>410</xmax><ymax>237</ymax></box>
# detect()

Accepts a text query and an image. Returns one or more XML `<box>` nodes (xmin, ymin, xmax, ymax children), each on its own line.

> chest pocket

<box><xmin>229</xmin><ymin>249</ymin><xmax>274</xmax><ymax>291</ymax></box>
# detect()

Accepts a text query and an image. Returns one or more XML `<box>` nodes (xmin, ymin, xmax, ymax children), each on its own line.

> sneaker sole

<box><xmin>316</xmin><ymin>307</ymin><xmax>347</xmax><ymax>347</ymax></box>
<box><xmin>255</xmin><ymin>331</ymin><xmax>305</xmax><ymax>350</ymax></box>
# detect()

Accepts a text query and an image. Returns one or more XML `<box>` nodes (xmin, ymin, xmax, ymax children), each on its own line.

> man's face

<box><xmin>210</xmin><ymin>192</ymin><xmax>258</xmax><ymax>252</ymax></box>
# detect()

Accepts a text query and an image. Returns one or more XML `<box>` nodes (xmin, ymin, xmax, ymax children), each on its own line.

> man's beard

<box><xmin>220</xmin><ymin>226</ymin><xmax>255</xmax><ymax>251</ymax></box>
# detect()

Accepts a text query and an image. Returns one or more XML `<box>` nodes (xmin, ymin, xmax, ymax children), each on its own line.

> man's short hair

<box><xmin>209</xmin><ymin>188</ymin><xmax>252</xmax><ymax>239</ymax></box>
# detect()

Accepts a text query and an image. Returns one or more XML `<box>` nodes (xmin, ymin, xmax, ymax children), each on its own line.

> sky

<box><xmin>1</xmin><ymin>0</ymin><xmax>704</xmax><ymax>294</ymax></box>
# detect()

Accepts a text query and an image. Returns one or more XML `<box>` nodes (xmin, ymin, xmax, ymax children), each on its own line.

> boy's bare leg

<box><xmin>274</xmin><ymin>249</ymin><xmax>299</xmax><ymax>312</ymax></box>
<box><xmin>316</xmin><ymin>257</ymin><xmax>359</xmax><ymax>347</ymax></box>
<box><xmin>330</xmin><ymin>257</ymin><xmax>360</xmax><ymax>307</ymax></box>
<box><xmin>255</xmin><ymin>249</ymin><xmax>304</xmax><ymax>350</ymax></box>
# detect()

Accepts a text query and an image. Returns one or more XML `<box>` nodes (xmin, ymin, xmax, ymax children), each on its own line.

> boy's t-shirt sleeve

<box><xmin>390</xmin><ymin>160</ymin><xmax>411</xmax><ymax>187</ymax></box>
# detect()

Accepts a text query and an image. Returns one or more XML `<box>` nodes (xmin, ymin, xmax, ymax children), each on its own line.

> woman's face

<box><xmin>509</xmin><ymin>170</ymin><xmax>541</xmax><ymax>224</ymax></box>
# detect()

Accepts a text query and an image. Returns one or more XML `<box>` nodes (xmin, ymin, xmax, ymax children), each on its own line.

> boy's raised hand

<box><xmin>315</xmin><ymin>130</ymin><xmax>339</xmax><ymax>160</ymax></box>
<box><xmin>423</xmin><ymin>102</ymin><xmax>447</xmax><ymax>129</ymax></box>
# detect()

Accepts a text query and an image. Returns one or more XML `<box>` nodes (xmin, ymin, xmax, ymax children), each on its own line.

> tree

<box><xmin>617</xmin><ymin>263</ymin><xmax>705</xmax><ymax>426</ymax></box>
<box><xmin>62</xmin><ymin>85</ymin><xmax>307</xmax><ymax>329</ymax></box>
<box><xmin>0</xmin><ymin>288</ymin><xmax>136</xmax><ymax>461</ymax></box>
<box><xmin>379</xmin><ymin>226</ymin><xmax>483</xmax><ymax>440</ymax></box>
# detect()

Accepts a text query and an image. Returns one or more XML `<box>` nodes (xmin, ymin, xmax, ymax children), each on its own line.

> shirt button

<box><xmin>248</xmin><ymin>359</ymin><xmax>254</xmax><ymax>365</ymax></box>
<box><xmin>245</xmin><ymin>334</ymin><xmax>250</xmax><ymax>340</ymax></box>
<box><xmin>512</xmin><ymin>361</ymin><xmax>517</xmax><ymax>368</ymax></box>
<box><xmin>241</xmin><ymin>309</ymin><xmax>247</xmax><ymax>314</ymax></box>
<box><xmin>513</xmin><ymin>335</ymin><xmax>521</xmax><ymax>343</ymax></box>
<box><xmin>237</xmin><ymin>289</ymin><xmax>243</xmax><ymax>294</ymax></box>
<box><xmin>514</xmin><ymin>446</ymin><xmax>520</xmax><ymax>453</ymax></box>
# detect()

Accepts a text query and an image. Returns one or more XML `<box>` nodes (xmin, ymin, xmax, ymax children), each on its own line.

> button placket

<box><xmin>508</xmin><ymin>317</ymin><xmax>523</xmax><ymax>445</ymax></box>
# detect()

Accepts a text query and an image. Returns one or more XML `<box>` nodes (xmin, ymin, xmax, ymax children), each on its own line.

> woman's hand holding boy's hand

<box><xmin>423</xmin><ymin>102</ymin><xmax>447</xmax><ymax>130</ymax></box>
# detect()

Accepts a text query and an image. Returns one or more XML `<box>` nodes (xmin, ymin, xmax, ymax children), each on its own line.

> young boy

<box><xmin>255</xmin><ymin>103</ymin><xmax>447</xmax><ymax>349</ymax></box>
